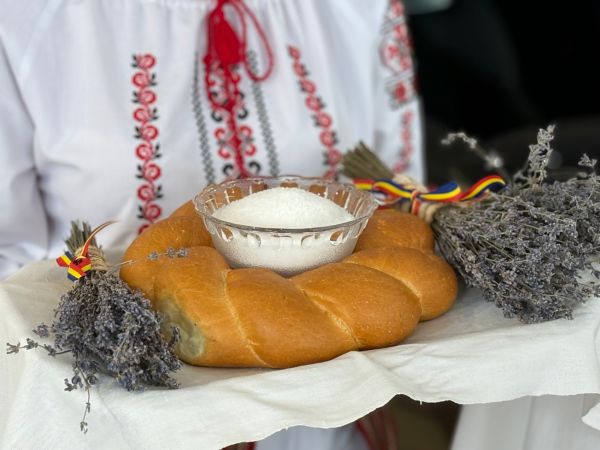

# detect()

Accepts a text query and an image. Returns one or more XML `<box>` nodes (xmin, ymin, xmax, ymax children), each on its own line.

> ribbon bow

<box><xmin>55</xmin><ymin>221</ymin><xmax>116</xmax><ymax>282</ymax></box>
<box><xmin>56</xmin><ymin>251</ymin><xmax>92</xmax><ymax>281</ymax></box>
<box><xmin>355</xmin><ymin>174</ymin><xmax>506</xmax><ymax>215</ymax></box>
<box><xmin>204</xmin><ymin>0</ymin><xmax>274</xmax><ymax>103</ymax></box>
<box><xmin>203</xmin><ymin>0</ymin><xmax>274</xmax><ymax>177</ymax></box>
<box><xmin>205</xmin><ymin>0</ymin><xmax>273</xmax><ymax>77</ymax></box>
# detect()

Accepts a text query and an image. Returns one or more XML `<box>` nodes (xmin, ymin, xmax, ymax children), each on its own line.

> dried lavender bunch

<box><xmin>51</xmin><ymin>271</ymin><xmax>182</xmax><ymax>392</ymax></box>
<box><xmin>433</xmin><ymin>126</ymin><xmax>600</xmax><ymax>322</ymax></box>
<box><xmin>6</xmin><ymin>222</ymin><xmax>182</xmax><ymax>432</ymax></box>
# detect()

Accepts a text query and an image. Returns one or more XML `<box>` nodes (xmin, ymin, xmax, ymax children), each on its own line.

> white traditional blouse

<box><xmin>0</xmin><ymin>0</ymin><xmax>422</xmax><ymax>279</ymax></box>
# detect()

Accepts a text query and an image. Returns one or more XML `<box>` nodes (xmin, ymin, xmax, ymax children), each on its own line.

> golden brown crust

<box><xmin>355</xmin><ymin>209</ymin><xmax>434</xmax><ymax>253</ymax></box>
<box><xmin>120</xmin><ymin>216</ymin><xmax>212</xmax><ymax>301</ymax></box>
<box><xmin>169</xmin><ymin>200</ymin><xmax>199</xmax><ymax>218</ymax></box>
<box><xmin>345</xmin><ymin>247</ymin><xmax>457</xmax><ymax>321</ymax></box>
<box><xmin>292</xmin><ymin>263</ymin><xmax>422</xmax><ymax>348</ymax></box>
<box><xmin>153</xmin><ymin>247</ymin><xmax>262</xmax><ymax>367</ymax></box>
<box><xmin>226</xmin><ymin>268</ymin><xmax>356</xmax><ymax>368</ymax></box>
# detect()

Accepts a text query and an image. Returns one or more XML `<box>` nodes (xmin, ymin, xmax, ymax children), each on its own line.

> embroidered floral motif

<box><xmin>248</xmin><ymin>51</ymin><xmax>280</xmax><ymax>176</ymax></box>
<box><xmin>131</xmin><ymin>54</ymin><xmax>162</xmax><ymax>234</ymax></box>
<box><xmin>288</xmin><ymin>45</ymin><xmax>342</xmax><ymax>180</ymax></box>
<box><xmin>380</xmin><ymin>0</ymin><xmax>417</xmax><ymax>174</ymax></box>
<box><xmin>206</xmin><ymin>64</ymin><xmax>261</xmax><ymax>178</ymax></box>
<box><xmin>394</xmin><ymin>109</ymin><xmax>414</xmax><ymax>174</ymax></box>
<box><xmin>380</xmin><ymin>0</ymin><xmax>416</xmax><ymax>108</ymax></box>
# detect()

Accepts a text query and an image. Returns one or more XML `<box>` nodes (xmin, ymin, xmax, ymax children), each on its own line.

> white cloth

<box><xmin>452</xmin><ymin>395</ymin><xmax>600</xmax><ymax>450</ymax></box>
<box><xmin>0</xmin><ymin>0</ymin><xmax>423</xmax><ymax>279</ymax></box>
<box><xmin>3</xmin><ymin>262</ymin><xmax>600</xmax><ymax>449</ymax></box>
<box><xmin>257</xmin><ymin>425</ymin><xmax>367</xmax><ymax>450</ymax></box>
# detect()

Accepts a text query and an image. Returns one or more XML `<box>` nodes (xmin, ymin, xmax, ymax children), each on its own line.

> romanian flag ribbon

<box><xmin>56</xmin><ymin>251</ymin><xmax>92</xmax><ymax>281</ymax></box>
<box><xmin>354</xmin><ymin>174</ymin><xmax>506</xmax><ymax>213</ymax></box>
<box><xmin>55</xmin><ymin>221</ymin><xmax>116</xmax><ymax>282</ymax></box>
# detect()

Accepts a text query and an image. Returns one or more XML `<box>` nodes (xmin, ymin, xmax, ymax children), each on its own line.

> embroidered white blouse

<box><xmin>0</xmin><ymin>0</ymin><xmax>422</xmax><ymax>279</ymax></box>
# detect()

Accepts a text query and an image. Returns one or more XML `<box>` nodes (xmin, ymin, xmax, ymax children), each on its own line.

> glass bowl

<box><xmin>194</xmin><ymin>176</ymin><xmax>379</xmax><ymax>277</ymax></box>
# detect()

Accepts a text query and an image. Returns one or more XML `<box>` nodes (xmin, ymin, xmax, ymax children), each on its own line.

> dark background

<box><xmin>408</xmin><ymin>0</ymin><xmax>600</xmax><ymax>182</ymax></box>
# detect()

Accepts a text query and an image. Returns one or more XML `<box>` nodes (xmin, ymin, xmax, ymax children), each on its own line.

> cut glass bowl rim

<box><xmin>193</xmin><ymin>176</ymin><xmax>379</xmax><ymax>234</ymax></box>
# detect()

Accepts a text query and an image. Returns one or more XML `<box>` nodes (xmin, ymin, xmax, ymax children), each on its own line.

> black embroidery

<box><xmin>192</xmin><ymin>54</ymin><xmax>216</xmax><ymax>184</ymax></box>
<box><xmin>248</xmin><ymin>51</ymin><xmax>280</xmax><ymax>176</ymax></box>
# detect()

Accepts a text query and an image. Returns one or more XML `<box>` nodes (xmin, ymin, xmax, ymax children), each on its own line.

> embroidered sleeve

<box><xmin>374</xmin><ymin>0</ymin><xmax>423</xmax><ymax>181</ymax></box>
<box><xmin>379</xmin><ymin>0</ymin><xmax>417</xmax><ymax>109</ymax></box>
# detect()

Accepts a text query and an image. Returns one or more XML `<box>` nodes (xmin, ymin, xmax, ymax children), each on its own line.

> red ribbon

<box><xmin>203</xmin><ymin>0</ymin><xmax>274</xmax><ymax>107</ymax></box>
<box><xmin>204</xmin><ymin>0</ymin><xmax>273</xmax><ymax>80</ymax></box>
<box><xmin>203</xmin><ymin>0</ymin><xmax>274</xmax><ymax>177</ymax></box>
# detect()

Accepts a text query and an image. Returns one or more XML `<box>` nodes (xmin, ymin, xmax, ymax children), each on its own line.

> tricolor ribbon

<box><xmin>55</xmin><ymin>221</ymin><xmax>116</xmax><ymax>282</ymax></box>
<box><xmin>56</xmin><ymin>251</ymin><xmax>92</xmax><ymax>281</ymax></box>
<box><xmin>355</xmin><ymin>175</ymin><xmax>506</xmax><ymax>214</ymax></box>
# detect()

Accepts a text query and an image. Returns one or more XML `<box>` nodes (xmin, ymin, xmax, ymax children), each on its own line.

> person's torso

<box><xmin>2</xmin><ymin>0</ymin><xmax>420</xmax><ymax>255</ymax></box>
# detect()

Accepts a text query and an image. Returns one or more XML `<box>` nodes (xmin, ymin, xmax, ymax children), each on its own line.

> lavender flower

<box><xmin>7</xmin><ymin>256</ymin><xmax>182</xmax><ymax>432</ymax></box>
<box><xmin>33</xmin><ymin>323</ymin><xmax>49</xmax><ymax>338</ymax></box>
<box><xmin>6</xmin><ymin>342</ymin><xmax>20</xmax><ymax>355</ymax></box>
<box><xmin>7</xmin><ymin>221</ymin><xmax>183</xmax><ymax>432</ymax></box>
<box><xmin>344</xmin><ymin>128</ymin><xmax>598</xmax><ymax>323</ymax></box>
<box><xmin>434</xmin><ymin>126</ymin><xmax>600</xmax><ymax>322</ymax></box>
<box><xmin>51</xmin><ymin>272</ymin><xmax>182</xmax><ymax>391</ymax></box>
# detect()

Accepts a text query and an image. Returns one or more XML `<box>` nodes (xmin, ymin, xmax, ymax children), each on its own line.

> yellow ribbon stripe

<box><xmin>354</xmin><ymin>175</ymin><xmax>506</xmax><ymax>206</ymax></box>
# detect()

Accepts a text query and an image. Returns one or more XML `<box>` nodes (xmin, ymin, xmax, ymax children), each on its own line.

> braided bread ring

<box><xmin>120</xmin><ymin>202</ymin><xmax>457</xmax><ymax>368</ymax></box>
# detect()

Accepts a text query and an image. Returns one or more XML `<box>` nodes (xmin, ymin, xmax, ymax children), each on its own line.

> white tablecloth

<box><xmin>1</xmin><ymin>260</ymin><xmax>600</xmax><ymax>449</ymax></box>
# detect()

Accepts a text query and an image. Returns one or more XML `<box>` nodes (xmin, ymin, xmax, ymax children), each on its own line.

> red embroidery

<box><xmin>380</xmin><ymin>0</ymin><xmax>417</xmax><ymax>174</ymax></box>
<box><xmin>132</xmin><ymin>53</ymin><xmax>162</xmax><ymax>234</ymax></box>
<box><xmin>380</xmin><ymin>0</ymin><xmax>416</xmax><ymax>108</ymax></box>
<box><xmin>394</xmin><ymin>110</ymin><xmax>414</xmax><ymax>174</ymax></box>
<box><xmin>203</xmin><ymin>0</ymin><xmax>274</xmax><ymax>179</ymax></box>
<box><xmin>288</xmin><ymin>45</ymin><xmax>342</xmax><ymax>179</ymax></box>
<box><xmin>207</xmin><ymin>65</ymin><xmax>259</xmax><ymax>178</ymax></box>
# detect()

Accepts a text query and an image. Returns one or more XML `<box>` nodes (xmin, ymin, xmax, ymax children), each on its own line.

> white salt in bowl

<box><xmin>194</xmin><ymin>176</ymin><xmax>379</xmax><ymax>277</ymax></box>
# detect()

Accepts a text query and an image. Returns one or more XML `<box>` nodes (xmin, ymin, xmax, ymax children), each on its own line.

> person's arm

<box><xmin>0</xmin><ymin>37</ymin><xmax>48</xmax><ymax>279</ymax></box>
<box><xmin>372</xmin><ymin>0</ymin><xmax>425</xmax><ymax>183</ymax></box>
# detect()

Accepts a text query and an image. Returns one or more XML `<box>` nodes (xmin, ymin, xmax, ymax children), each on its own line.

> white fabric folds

<box><xmin>2</xmin><ymin>260</ymin><xmax>600</xmax><ymax>449</ymax></box>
